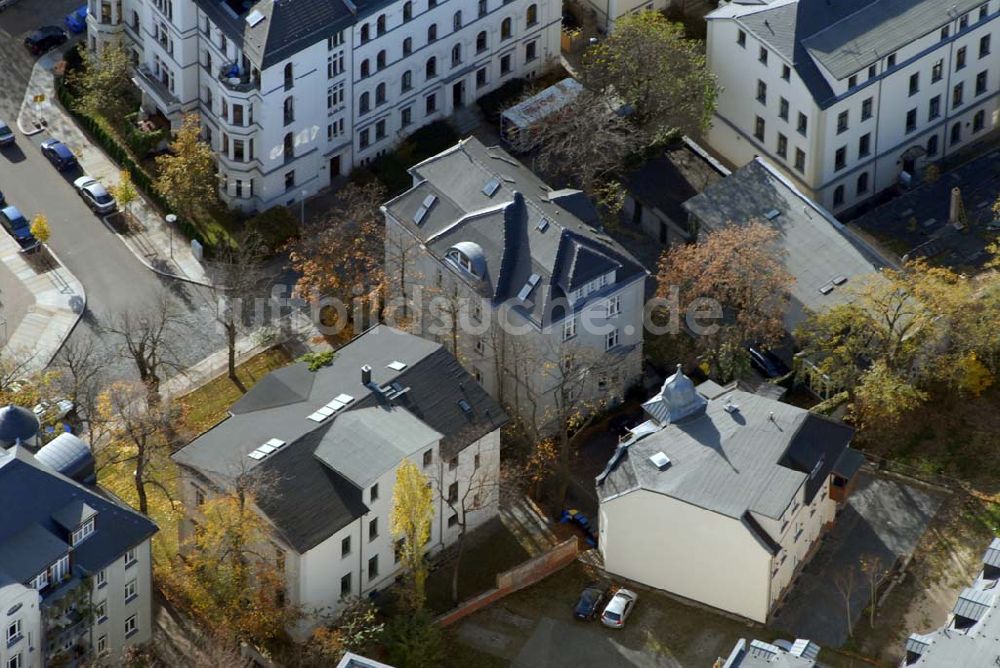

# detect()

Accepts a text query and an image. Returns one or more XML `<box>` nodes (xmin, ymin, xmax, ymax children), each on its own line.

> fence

<box><xmin>436</xmin><ymin>538</ymin><xmax>579</xmax><ymax>627</ymax></box>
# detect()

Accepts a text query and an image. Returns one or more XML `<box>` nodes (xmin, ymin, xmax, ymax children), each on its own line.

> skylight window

<box><xmin>413</xmin><ymin>194</ymin><xmax>438</xmax><ymax>225</ymax></box>
<box><xmin>245</xmin><ymin>9</ymin><xmax>265</xmax><ymax>27</ymax></box>
<box><xmin>536</xmin><ymin>218</ymin><xmax>550</xmax><ymax>232</ymax></box>
<box><xmin>482</xmin><ymin>178</ymin><xmax>500</xmax><ymax>197</ymax></box>
<box><xmin>248</xmin><ymin>450</ymin><xmax>267</xmax><ymax>460</ymax></box>
<box><xmin>387</xmin><ymin>361</ymin><xmax>407</xmax><ymax>371</ymax></box>
<box><xmin>248</xmin><ymin>437</ymin><xmax>287</xmax><ymax>460</ymax></box>
<box><xmin>458</xmin><ymin>399</ymin><xmax>473</xmax><ymax>415</ymax></box>
<box><xmin>649</xmin><ymin>452</ymin><xmax>671</xmax><ymax>470</ymax></box>
<box><xmin>764</xmin><ymin>209</ymin><xmax>781</xmax><ymax>220</ymax></box>
<box><xmin>517</xmin><ymin>273</ymin><xmax>541</xmax><ymax>301</ymax></box>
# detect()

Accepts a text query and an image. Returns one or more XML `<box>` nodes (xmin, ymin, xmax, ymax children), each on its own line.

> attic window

<box><xmin>249</xmin><ymin>437</ymin><xmax>287</xmax><ymax>460</ymax></box>
<box><xmin>458</xmin><ymin>399</ymin><xmax>473</xmax><ymax>415</ymax></box>
<box><xmin>764</xmin><ymin>209</ymin><xmax>781</xmax><ymax>220</ymax></box>
<box><xmin>517</xmin><ymin>273</ymin><xmax>541</xmax><ymax>301</ymax></box>
<box><xmin>245</xmin><ymin>9</ymin><xmax>265</xmax><ymax>26</ymax></box>
<box><xmin>536</xmin><ymin>218</ymin><xmax>550</xmax><ymax>232</ymax></box>
<box><xmin>818</xmin><ymin>283</ymin><xmax>835</xmax><ymax>295</ymax></box>
<box><xmin>413</xmin><ymin>194</ymin><xmax>438</xmax><ymax>225</ymax></box>
<box><xmin>649</xmin><ymin>451</ymin><xmax>671</xmax><ymax>470</ymax></box>
<box><xmin>482</xmin><ymin>178</ymin><xmax>500</xmax><ymax>197</ymax></box>
<box><xmin>248</xmin><ymin>450</ymin><xmax>267</xmax><ymax>460</ymax></box>
<box><xmin>308</xmin><ymin>396</ymin><xmax>353</xmax><ymax>422</ymax></box>
<box><xmin>832</xmin><ymin>275</ymin><xmax>848</xmax><ymax>286</ymax></box>
<box><xmin>387</xmin><ymin>360</ymin><xmax>407</xmax><ymax>371</ymax></box>
<box><xmin>446</xmin><ymin>249</ymin><xmax>478</xmax><ymax>276</ymax></box>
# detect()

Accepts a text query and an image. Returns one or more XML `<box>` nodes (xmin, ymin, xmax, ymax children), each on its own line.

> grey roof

<box><xmin>231</xmin><ymin>362</ymin><xmax>316</xmax><ymax>414</ymax></box>
<box><xmin>625</xmin><ymin>147</ymin><xmax>725</xmax><ymax>230</ymax></box>
<box><xmin>173</xmin><ymin>325</ymin><xmax>506</xmax><ymax>553</ymax></box>
<box><xmin>983</xmin><ymin>538</ymin><xmax>1000</xmax><ymax>569</ymax></box>
<box><xmin>50</xmin><ymin>500</ymin><xmax>97</xmax><ymax>532</ymax></box>
<box><xmin>0</xmin><ymin>404</ymin><xmax>39</xmax><ymax>445</ymax></box>
<box><xmin>641</xmin><ymin>364</ymin><xmax>709</xmax><ymax>425</ymax></box>
<box><xmin>0</xmin><ymin>446</ymin><xmax>157</xmax><ymax>584</ymax></box>
<box><xmin>953</xmin><ymin>587</ymin><xmax>994</xmax><ymax>621</ymax></box>
<box><xmin>35</xmin><ymin>433</ymin><xmax>96</xmax><ymax>485</ymax></box>
<box><xmin>683</xmin><ymin>158</ymin><xmax>885</xmax><ymax>330</ymax></box>
<box><xmin>722</xmin><ymin>637</ymin><xmax>818</xmax><ymax>668</ymax></box>
<box><xmin>500</xmin><ymin>77</ymin><xmax>583</xmax><ymax>129</ymax></box>
<box><xmin>384</xmin><ymin>138</ymin><xmax>647</xmax><ymax>328</ymax></box>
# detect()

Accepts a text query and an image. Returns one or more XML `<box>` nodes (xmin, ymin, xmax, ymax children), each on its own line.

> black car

<box><xmin>573</xmin><ymin>583</ymin><xmax>608</xmax><ymax>621</ymax></box>
<box><xmin>40</xmin><ymin>139</ymin><xmax>78</xmax><ymax>171</ymax></box>
<box><xmin>24</xmin><ymin>26</ymin><xmax>67</xmax><ymax>55</ymax></box>
<box><xmin>748</xmin><ymin>346</ymin><xmax>791</xmax><ymax>379</ymax></box>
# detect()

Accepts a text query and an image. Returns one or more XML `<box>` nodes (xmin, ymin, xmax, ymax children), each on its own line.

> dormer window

<box><xmin>71</xmin><ymin>516</ymin><xmax>96</xmax><ymax>546</ymax></box>
<box><xmin>445</xmin><ymin>242</ymin><xmax>486</xmax><ymax>278</ymax></box>
<box><xmin>447</xmin><ymin>249</ymin><xmax>476</xmax><ymax>274</ymax></box>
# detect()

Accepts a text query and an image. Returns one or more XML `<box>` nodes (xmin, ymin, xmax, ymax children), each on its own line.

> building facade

<box><xmin>87</xmin><ymin>0</ymin><xmax>560</xmax><ymax>211</ymax></box>
<box><xmin>705</xmin><ymin>0</ymin><xmax>1000</xmax><ymax>215</ymax></box>
<box><xmin>382</xmin><ymin>137</ymin><xmax>647</xmax><ymax>435</ymax></box>
<box><xmin>171</xmin><ymin>326</ymin><xmax>506</xmax><ymax>639</ymax></box>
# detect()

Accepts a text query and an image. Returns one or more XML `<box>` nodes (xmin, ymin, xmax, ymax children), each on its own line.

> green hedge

<box><xmin>246</xmin><ymin>205</ymin><xmax>299</xmax><ymax>253</ymax></box>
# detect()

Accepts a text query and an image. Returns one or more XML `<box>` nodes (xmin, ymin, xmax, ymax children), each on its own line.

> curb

<box><xmin>35</xmin><ymin>244</ymin><xmax>86</xmax><ymax>369</ymax></box>
<box><xmin>98</xmin><ymin>216</ymin><xmax>215</xmax><ymax>289</ymax></box>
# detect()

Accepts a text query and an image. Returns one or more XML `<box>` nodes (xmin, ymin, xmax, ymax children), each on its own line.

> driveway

<box><xmin>771</xmin><ymin>472</ymin><xmax>945</xmax><ymax>647</ymax></box>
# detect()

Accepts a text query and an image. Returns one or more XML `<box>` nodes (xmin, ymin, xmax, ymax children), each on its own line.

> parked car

<box><xmin>573</xmin><ymin>583</ymin><xmax>608</xmax><ymax>621</ymax></box>
<box><xmin>33</xmin><ymin>399</ymin><xmax>74</xmax><ymax>422</ymax></box>
<box><xmin>0</xmin><ymin>205</ymin><xmax>40</xmax><ymax>252</ymax></box>
<box><xmin>64</xmin><ymin>5</ymin><xmax>88</xmax><ymax>33</ymax></box>
<box><xmin>600</xmin><ymin>588</ymin><xmax>638</xmax><ymax>629</ymax></box>
<box><xmin>40</xmin><ymin>139</ymin><xmax>78</xmax><ymax>171</ymax></box>
<box><xmin>24</xmin><ymin>26</ymin><xmax>68</xmax><ymax>55</ymax></box>
<box><xmin>748</xmin><ymin>345</ymin><xmax>791</xmax><ymax>379</ymax></box>
<box><xmin>73</xmin><ymin>176</ymin><xmax>117</xmax><ymax>214</ymax></box>
<box><xmin>0</xmin><ymin>121</ymin><xmax>14</xmax><ymax>147</ymax></box>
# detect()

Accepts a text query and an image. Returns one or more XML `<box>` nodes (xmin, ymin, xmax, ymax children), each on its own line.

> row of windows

<box><xmin>904</xmin><ymin>72</ymin><xmax>989</xmax><ymax>134</ymax></box>
<box><xmin>359</xmin><ymin>0</ymin><xmax>532</xmax><ymax>45</ymax></box>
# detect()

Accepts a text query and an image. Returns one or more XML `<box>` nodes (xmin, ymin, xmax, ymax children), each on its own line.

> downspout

<box><xmin>358</xmin><ymin>519</ymin><xmax>364</xmax><ymax>597</ymax></box>
<box><xmin>871</xmin><ymin>59</ymin><xmax>883</xmax><ymax>198</ymax></box>
<box><xmin>941</xmin><ymin>26</ymin><xmax>957</xmax><ymax>162</ymax></box>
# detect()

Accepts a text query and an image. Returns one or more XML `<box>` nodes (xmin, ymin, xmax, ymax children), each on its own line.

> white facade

<box><xmin>0</xmin><ymin>582</ymin><xmax>41</xmax><ymax>668</ymax></box>
<box><xmin>575</xmin><ymin>0</ymin><xmax>664</xmax><ymax>33</ymax></box>
<box><xmin>706</xmin><ymin>0</ymin><xmax>1000</xmax><ymax>215</ymax></box>
<box><xmin>89</xmin><ymin>0</ymin><xmax>561</xmax><ymax>211</ymax></box>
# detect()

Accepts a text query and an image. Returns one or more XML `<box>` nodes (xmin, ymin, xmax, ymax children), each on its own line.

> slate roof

<box><xmin>172</xmin><ymin>325</ymin><xmax>506</xmax><ymax>553</ymax></box>
<box><xmin>0</xmin><ymin>403</ymin><xmax>39</xmax><ymax>445</ymax></box>
<box><xmin>683</xmin><ymin>157</ymin><xmax>886</xmax><ymax>330</ymax></box>
<box><xmin>0</xmin><ymin>446</ymin><xmax>157</xmax><ymax>585</ymax></box>
<box><xmin>384</xmin><ymin>138</ymin><xmax>647</xmax><ymax>328</ymax></box>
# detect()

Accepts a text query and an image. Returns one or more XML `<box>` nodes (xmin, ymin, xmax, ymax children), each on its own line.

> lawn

<box><xmin>176</xmin><ymin>346</ymin><xmax>293</xmax><ymax>440</ymax></box>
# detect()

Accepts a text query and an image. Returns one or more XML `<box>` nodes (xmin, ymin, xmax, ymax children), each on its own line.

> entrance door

<box><xmin>902</xmin><ymin>156</ymin><xmax>916</xmax><ymax>175</ymax></box>
<box><xmin>330</xmin><ymin>155</ymin><xmax>341</xmax><ymax>178</ymax></box>
<box><xmin>452</xmin><ymin>81</ymin><xmax>465</xmax><ymax>109</ymax></box>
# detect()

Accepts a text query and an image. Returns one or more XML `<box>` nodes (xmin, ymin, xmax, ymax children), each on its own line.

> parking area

<box><xmin>770</xmin><ymin>472</ymin><xmax>945</xmax><ymax>648</ymax></box>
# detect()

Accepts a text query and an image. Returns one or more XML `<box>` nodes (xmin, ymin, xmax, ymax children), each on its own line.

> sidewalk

<box><xmin>16</xmin><ymin>52</ymin><xmax>213</xmax><ymax>287</ymax></box>
<box><xmin>0</xmin><ymin>235</ymin><xmax>85</xmax><ymax>373</ymax></box>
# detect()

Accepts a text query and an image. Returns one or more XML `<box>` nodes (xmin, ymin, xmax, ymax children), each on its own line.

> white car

<box><xmin>73</xmin><ymin>176</ymin><xmax>117</xmax><ymax>214</ymax></box>
<box><xmin>600</xmin><ymin>588</ymin><xmax>638</xmax><ymax>629</ymax></box>
<box><xmin>33</xmin><ymin>399</ymin><xmax>74</xmax><ymax>422</ymax></box>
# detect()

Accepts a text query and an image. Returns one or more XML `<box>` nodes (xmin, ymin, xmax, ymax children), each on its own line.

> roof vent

<box><xmin>649</xmin><ymin>451</ymin><xmax>671</xmax><ymax>470</ymax></box>
<box><xmin>379</xmin><ymin>381</ymin><xmax>410</xmax><ymax>400</ymax></box>
<box><xmin>517</xmin><ymin>273</ymin><xmax>541</xmax><ymax>301</ymax></box>
<box><xmin>482</xmin><ymin>178</ymin><xmax>501</xmax><ymax>197</ymax></box>
<box><xmin>245</xmin><ymin>9</ymin><xmax>265</xmax><ymax>27</ymax></box>
<box><xmin>362</xmin><ymin>364</ymin><xmax>372</xmax><ymax>385</ymax></box>
<box><xmin>387</xmin><ymin>360</ymin><xmax>407</xmax><ymax>371</ymax></box>
<box><xmin>764</xmin><ymin>209</ymin><xmax>781</xmax><ymax>220</ymax></box>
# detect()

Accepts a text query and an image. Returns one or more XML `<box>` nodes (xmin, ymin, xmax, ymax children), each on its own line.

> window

<box><xmin>927</xmin><ymin>133</ymin><xmax>939</xmax><ymax>156</ymax></box>
<box><xmin>394</xmin><ymin>538</ymin><xmax>405</xmax><ymax>563</ymax></box>
<box><xmin>448</xmin><ymin>513</ymin><xmax>459</xmax><ymax>527</ymax></box>
<box><xmin>836</xmin><ymin>110</ymin><xmax>848</xmax><ymax>134</ymax></box>
<box><xmin>403</xmin><ymin>1</ymin><xmax>412</xmax><ymax>21</ymax></box>
<box><xmin>376</xmin><ymin>83</ymin><xmax>386</xmax><ymax>105</ymax></box>
<box><xmin>868</xmin><ymin>64</ymin><xmax>876</xmax><ymax>79</ymax></box>
<box><xmin>848</xmin><ymin>74</ymin><xmax>857</xmax><ymax>88</ymax></box>
<box><xmin>960</xmin><ymin>13</ymin><xmax>969</xmax><ymax>29</ymax></box>
<box><xmin>476</xmin><ymin>30</ymin><xmax>487</xmax><ymax>53</ymax></box>
<box><xmin>833</xmin><ymin>185</ymin><xmax>845</xmax><ymax>207</ymax></box>
<box><xmin>781</xmin><ymin>64</ymin><xmax>790</xmax><ymax>81</ymax></box>
<box><xmin>401</xmin><ymin>106</ymin><xmax>412</xmax><ymax>126</ymax></box>
<box><xmin>474</xmin><ymin>453</ymin><xmax>481</xmax><ymax>470</ymax></box>
<box><xmin>342</xmin><ymin>535</ymin><xmax>351</xmax><ymax>557</ymax></box>
<box><xmin>886</xmin><ymin>53</ymin><xmax>896</xmax><ymax>68</ymax></box>
<box><xmin>905</xmin><ymin>108</ymin><xmax>917</xmax><ymax>133</ymax></box>
<box><xmin>285</xmin><ymin>170</ymin><xmax>295</xmax><ymax>190</ymax></box>
<box><xmin>283</xmin><ymin>96</ymin><xmax>294</xmax><ymax>125</ymax></box>
<box><xmin>452</xmin><ymin>43</ymin><xmax>462</xmax><ymax>66</ymax></box>
<box><xmin>233</xmin><ymin>139</ymin><xmax>245</xmax><ymax>162</ymax></box>
<box><xmin>951</xmin><ymin>121</ymin><xmax>962</xmax><ymax>145</ymax></box>
<box><xmin>929</xmin><ymin>94</ymin><xmax>941</xmax><ymax>119</ymax></box>
<box><xmin>377</xmin><ymin>50</ymin><xmax>386</xmax><ymax>70</ymax></box>
<box><xmin>779</xmin><ymin>97</ymin><xmax>789</xmax><ymax>120</ymax></box>
<box><xmin>359</xmin><ymin>92</ymin><xmax>370</xmax><ymax>114</ymax></box>
<box><xmin>328</xmin><ymin>31</ymin><xmax>345</xmax><ymax>48</ymax></box>
<box><xmin>125</xmin><ymin>614</ymin><xmax>137</xmax><ymax>637</ymax></box>
<box><xmin>941</xmin><ymin>25</ymin><xmax>950</xmax><ymax>41</ymax></box>
<box><xmin>428</xmin><ymin>23</ymin><xmax>437</xmax><ymax>43</ymax></box>
<box><xmin>448</xmin><ymin>481</ymin><xmax>459</xmax><ymax>503</ymax></box>
<box><xmin>403</xmin><ymin>37</ymin><xmax>413</xmax><ymax>56</ymax></box>
<box><xmin>500</xmin><ymin>54</ymin><xmax>511</xmax><ymax>75</ymax></box>
<box><xmin>479</xmin><ymin>0</ymin><xmax>487</xmax><ymax>16</ymax></box>
<box><xmin>605</xmin><ymin>328</ymin><xmax>619</xmax><ymax>350</ymax></box>
<box><xmin>96</xmin><ymin>568</ymin><xmax>107</xmax><ymax>588</ymax></box>
<box><xmin>125</xmin><ymin>548</ymin><xmax>137</xmax><ymax>567</ymax></box>
<box><xmin>7</xmin><ymin>620</ymin><xmax>21</xmax><ymax>645</ymax></box>
<box><xmin>501</xmin><ymin>17</ymin><xmax>512</xmax><ymax>39</ymax></box>
<box><xmin>402</xmin><ymin>69</ymin><xmax>412</xmax><ymax>92</ymax></box>
<box><xmin>794</xmin><ymin>148</ymin><xmax>806</xmax><ymax>172</ymax></box>
<box><xmin>737</xmin><ymin>29</ymin><xmax>746</xmax><ymax>47</ymax></box>
<box><xmin>932</xmin><ymin>58</ymin><xmax>944</xmax><ymax>82</ymax></box>
<box><xmin>360</xmin><ymin>23</ymin><xmax>370</xmax><ymax>43</ymax></box>
<box><xmin>340</xmin><ymin>573</ymin><xmax>352</xmax><ymax>597</ymax></box>
<box><xmin>974</xmin><ymin>109</ymin><xmax>985</xmax><ymax>132</ymax></box>
<box><xmin>361</xmin><ymin>59</ymin><xmax>370</xmax><ymax>78</ymax></box>
<box><xmin>95</xmin><ymin>600</ymin><xmax>107</xmax><ymax>622</ymax></box>
<box><xmin>377</xmin><ymin>14</ymin><xmax>386</xmax><ymax>35</ymax></box>
<box><xmin>448</xmin><ymin>456</ymin><xmax>459</xmax><ymax>471</ymax></box>
<box><xmin>328</xmin><ymin>82</ymin><xmax>345</xmax><ymax>110</ymax></box>
<box><xmin>525</xmin><ymin>41</ymin><xmax>537</xmax><ymax>62</ymax></box>
<box><xmin>834</xmin><ymin>146</ymin><xmax>846</xmax><ymax>171</ymax></box>
<box><xmin>97</xmin><ymin>634</ymin><xmax>108</xmax><ymax>657</ymax></box>
<box><xmin>368</xmin><ymin>555</ymin><xmax>379</xmax><ymax>580</ymax></box>
<box><xmin>953</xmin><ymin>82</ymin><xmax>964</xmax><ymax>108</ymax></box>
<box><xmin>71</xmin><ymin>516</ymin><xmax>96</xmax><ymax>546</ymax></box>
<box><xmin>607</xmin><ymin>294</ymin><xmax>621</xmax><ymax>316</ymax></box>
<box><xmin>981</xmin><ymin>3</ymin><xmax>989</xmax><ymax>21</ymax></box>
<box><xmin>370</xmin><ymin>483</ymin><xmax>379</xmax><ymax>502</ymax></box>
<box><xmin>563</xmin><ymin>317</ymin><xmax>576</xmax><ymax>340</ymax></box>
<box><xmin>857</xmin><ymin>172</ymin><xmax>869</xmax><ymax>195</ymax></box>
<box><xmin>756</xmin><ymin>79</ymin><xmax>766</xmax><ymax>104</ymax></box>
<box><xmin>375</xmin><ymin>119</ymin><xmax>386</xmax><ymax>140</ymax></box>
<box><xmin>526</xmin><ymin>3</ymin><xmax>537</xmax><ymax>26</ymax></box>
<box><xmin>909</xmin><ymin>72</ymin><xmax>919</xmax><ymax>96</ymax></box>
<box><xmin>453</xmin><ymin>10</ymin><xmax>462</xmax><ymax>30</ymax></box>
<box><xmin>283</xmin><ymin>63</ymin><xmax>293</xmax><ymax>90</ymax></box>
<box><xmin>7</xmin><ymin>655</ymin><xmax>20</xmax><ymax>668</ymax></box>
<box><xmin>758</xmin><ymin>46</ymin><xmax>768</xmax><ymax>64</ymax></box>
<box><xmin>858</xmin><ymin>132</ymin><xmax>871</xmax><ymax>157</ymax></box>
<box><xmin>981</xmin><ymin>34</ymin><xmax>991</xmax><ymax>57</ymax></box>
<box><xmin>426</xmin><ymin>92</ymin><xmax>437</xmax><ymax>114</ymax></box>
<box><xmin>957</xmin><ymin>46</ymin><xmax>967</xmax><ymax>71</ymax></box>
<box><xmin>423</xmin><ymin>449</ymin><xmax>433</xmax><ymax>467</ymax></box>
<box><xmin>797</xmin><ymin>112</ymin><xmax>807</xmax><ymax>136</ymax></box>
<box><xmin>426</xmin><ymin>56</ymin><xmax>437</xmax><ymax>79</ymax></box>
<box><xmin>753</xmin><ymin>116</ymin><xmax>765</xmax><ymax>141</ymax></box>
<box><xmin>125</xmin><ymin>578</ymin><xmax>137</xmax><ymax>602</ymax></box>
<box><xmin>369</xmin><ymin>517</ymin><xmax>378</xmax><ymax>542</ymax></box>
<box><xmin>861</xmin><ymin>97</ymin><xmax>873</xmax><ymax>120</ymax></box>
<box><xmin>776</xmin><ymin>133</ymin><xmax>788</xmax><ymax>158</ymax></box>
<box><xmin>976</xmin><ymin>70</ymin><xmax>988</xmax><ymax>95</ymax></box>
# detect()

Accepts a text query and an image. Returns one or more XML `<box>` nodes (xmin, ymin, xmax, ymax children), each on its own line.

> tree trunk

<box><xmin>134</xmin><ymin>451</ymin><xmax>149</xmax><ymax>515</ymax></box>
<box><xmin>226</xmin><ymin>321</ymin><xmax>246</xmax><ymax>392</ymax></box>
<box><xmin>451</xmin><ymin>527</ymin><xmax>466</xmax><ymax>605</ymax></box>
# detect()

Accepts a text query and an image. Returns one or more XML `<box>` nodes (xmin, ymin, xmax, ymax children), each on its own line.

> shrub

<box><xmin>246</xmin><ymin>205</ymin><xmax>300</xmax><ymax>254</ymax></box>
<box><xmin>297</xmin><ymin>350</ymin><xmax>335</xmax><ymax>372</ymax></box>
<box><xmin>477</xmin><ymin>78</ymin><xmax>528</xmax><ymax>123</ymax></box>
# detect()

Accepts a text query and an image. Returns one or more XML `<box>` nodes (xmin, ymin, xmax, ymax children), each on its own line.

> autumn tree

<box><xmin>288</xmin><ymin>181</ymin><xmax>387</xmax><ymax>334</ymax></box>
<box><xmin>154</xmin><ymin>113</ymin><xmax>218</xmax><ymax>223</ymax></box>
<box><xmin>69</xmin><ymin>41</ymin><xmax>136</xmax><ymax>121</ymax></box>
<box><xmin>303</xmin><ymin>598</ymin><xmax>384</xmax><ymax>666</ymax></box>
<box><xmin>582</xmin><ymin>11</ymin><xmax>718</xmax><ymax>140</ymax></box>
<box><xmin>49</xmin><ymin>335</ymin><xmax>108</xmax><ymax>429</ymax></box>
<box><xmin>30</xmin><ymin>213</ymin><xmax>50</xmax><ymax>244</ymax></box>
<box><xmin>851</xmin><ymin>360</ymin><xmax>927</xmax><ymax>432</ymax></box>
<box><xmin>110</xmin><ymin>169</ymin><xmax>139</xmax><ymax>228</ymax></box>
<box><xmin>656</xmin><ymin>221</ymin><xmax>793</xmax><ymax>380</ymax></box>
<box><xmin>390</xmin><ymin>459</ymin><xmax>434</xmax><ymax>611</ymax></box>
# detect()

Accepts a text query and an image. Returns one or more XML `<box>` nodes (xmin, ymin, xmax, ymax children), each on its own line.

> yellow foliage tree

<box><xmin>390</xmin><ymin>459</ymin><xmax>434</xmax><ymax>611</ymax></box>
<box><xmin>110</xmin><ymin>169</ymin><xmax>139</xmax><ymax>226</ymax></box>
<box><xmin>153</xmin><ymin>113</ymin><xmax>218</xmax><ymax>223</ymax></box>
<box><xmin>30</xmin><ymin>214</ymin><xmax>50</xmax><ymax>244</ymax></box>
<box><xmin>957</xmin><ymin>352</ymin><xmax>994</xmax><ymax>396</ymax></box>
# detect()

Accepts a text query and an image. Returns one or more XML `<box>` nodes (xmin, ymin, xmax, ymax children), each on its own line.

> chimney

<box><xmin>361</xmin><ymin>364</ymin><xmax>372</xmax><ymax>385</ymax></box>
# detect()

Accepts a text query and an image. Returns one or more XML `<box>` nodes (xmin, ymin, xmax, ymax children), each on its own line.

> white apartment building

<box><xmin>171</xmin><ymin>325</ymin><xmax>507</xmax><ymax>639</ymax></box>
<box><xmin>597</xmin><ymin>367</ymin><xmax>863</xmax><ymax>623</ymax></box>
<box><xmin>87</xmin><ymin>0</ymin><xmax>560</xmax><ymax>211</ymax></box>
<box><xmin>382</xmin><ymin>137</ymin><xmax>648</xmax><ymax>434</ymax></box>
<box><xmin>705</xmin><ymin>0</ymin><xmax>1000</xmax><ymax>215</ymax></box>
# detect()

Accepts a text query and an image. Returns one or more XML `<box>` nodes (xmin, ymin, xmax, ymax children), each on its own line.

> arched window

<box><xmin>526</xmin><ymin>3</ymin><xmax>537</xmax><ymax>27</ymax></box>
<box><xmin>377</xmin><ymin>49</ymin><xmax>387</xmax><ymax>70</ymax></box>
<box><xmin>360</xmin><ymin>24</ymin><xmax>370</xmax><ymax>43</ymax></box>
<box><xmin>283</xmin><ymin>63</ymin><xmax>293</xmax><ymax>90</ymax></box>
<box><xmin>376</xmin><ymin>14</ymin><xmax>386</xmax><ymax>35</ymax></box>
<box><xmin>426</xmin><ymin>56</ymin><xmax>437</xmax><ymax>78</ymax></box>
<box><xmin>403</xmin><ymin>37</ymin><xmax>413</xmax><ymax>56</ymax></box>
<box><xmin>282</xmin><ymin>96</ymin><xmax>294</xmax><ymax>125</ymax></box>
<box><xmin>361</xmin><ymin>59</ymin><xmax>370</xmax><ymax>77</ymax></box>
<box><xmin>833</xmin><ymin>185</ymin><xmax>845</xmax><ymax>207</ymax></box>
<box><xmin>451</xmin><ymin>43</ymin><xmax>462</xmax><ymax>66</ymax></box>
<box><xmin>453</xmin><ymin>10</ymin><xmax>462</xmax><ymax>30</ymax></box>
<box><xmin>403</xmin><ymin>1</ymin><xmax>412</xmax><ymax>21</ymax></box>
<box><xmin>476</xmin><ymin>30</ymin><xmax>487</xmax><ymax>53</ymax></box>
<box><xmin>376</xmin><ymin>82</ymin><xmax>386</xmax><ymax>105</ymax></box>
<box><xmin>926</xmin><ymin>134</ymin><xmax>939</xmax><ymax>156</ymax></box>
<box><xmin>950</xmin><ymin>121</ymin><xmax>962</xmax><ymax>145</ymax></box>
<box><xmin>359</xmin><ymin>91</ymin><xmax>370</xmax><ymax>113</ymax></box>
<box><xmin>283</xmin><ymin>132</ymin><xmax>294</xmax><ymax>161</ymax></box>
<box><xmin>501</xmin><ymin>17</ymin><xmax>512</xmax><ymax>39</ymax></box>
<box><xmin>856</xmin><ymin>172</ymin><xmax>869</xmax><ymax>194</ymax></box>
<box><xmin>428</xmin><ymin>23</ymin><xmax>437</xmax><ymax>43</ymax></box>
<box><xmin>402</xmin><ymin>69</ymin><xmax>412</xmax><ymax>92</ymax></box>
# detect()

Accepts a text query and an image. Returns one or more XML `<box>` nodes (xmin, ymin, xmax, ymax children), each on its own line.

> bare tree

<box><xmin>860</xmin><ymin>554</ymin><xmax>887</xmax><ymax>628</ymax></box>
<box><xmin>49</xmin><ymin>336</ymin><xmax>108</xmax><ymax>428</ymax></box>
<box><xmin>833</xmin><ymin>564</ymin><xmax>858</xmax><ymax>638</ymax></box>
<box><xmin>0</xmin><ymin>348</ymin><xmax>37</xmax><ymax>393</ymax></box>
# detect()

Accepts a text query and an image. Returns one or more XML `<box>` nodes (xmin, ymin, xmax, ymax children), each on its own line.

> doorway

<box><xmin>330</xmin><ymin>155</ymin><xmax>341</xmax><ymax>178</ymax></box>
<box><xmin>452</xmin><ymin>81</ymin><xmax>465</xmax><ymax>109</ymax></box>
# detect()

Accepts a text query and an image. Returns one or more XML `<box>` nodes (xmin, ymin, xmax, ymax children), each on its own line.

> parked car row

<box><xmin>573</xmin><ymin>583</ymin><xmax>639</xmax><ymax>629</ymax></box>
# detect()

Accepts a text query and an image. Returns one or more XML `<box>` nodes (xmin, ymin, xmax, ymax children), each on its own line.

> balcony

<box><xmin>219</xmin><ymin>63</ymin><xmax>259</xmax><ymax>93</ymax></box>
<box><xmin>133</xmin><ymin>65</ymin><xmax>181</xmax><ymax>114</ymax></box>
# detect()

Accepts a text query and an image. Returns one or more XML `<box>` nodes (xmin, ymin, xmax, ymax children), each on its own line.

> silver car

<box><xmin>73</xmin><ymin>176</ymin><xmax>117</xmax><ymax>214</ymax></box>
<box><xmin>600</xmin><ymin>588</ymin><xmax>638</xmax><ymax>628</ymax></box>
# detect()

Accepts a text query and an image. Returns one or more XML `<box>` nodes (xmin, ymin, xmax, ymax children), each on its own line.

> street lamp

<box><xmin>165</xmin><ymin>214</ymin><xmax>177</xmax><ymax>259</ymax></box>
